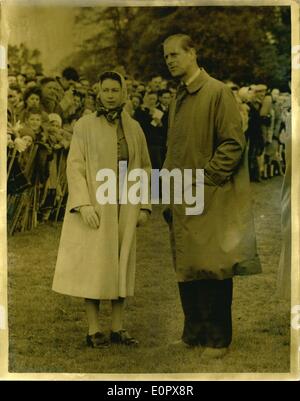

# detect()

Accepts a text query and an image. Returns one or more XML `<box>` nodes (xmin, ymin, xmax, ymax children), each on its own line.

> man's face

<box><xmin>147</xmin><ymin>93</ymin><xmax>158</xmax><ymax>108</ymax></box>
<box><xmin>27</xmin><ymin>114</ymin><xmax>42</xmax><ymax>132</ymax></box>
<box><xmin>150</xmin><ymin>77</ymin><xmax>162</xmax><ymax>92</ymax></box>
<box><xmin>255</xmin><ymin>89</ymin><xmax>266</xmax><ymax>103</ymax></box>
<box><xmin>42</xmin><ymin>81</ymin><xmax>58</xmax><ymax>102</ymax></box>
<box><xmin>160</xmin><ymin>92</ymin><xmax>171</xmax><ymax>107</ymax></box>
<box><xmin>164</xmin><ymin>38</ymin><xmax>195</xmax><ymax>79</ymax></box>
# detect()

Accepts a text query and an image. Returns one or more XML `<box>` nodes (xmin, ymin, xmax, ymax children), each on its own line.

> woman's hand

<box><xmin>136</xmin><ymin>210</ymin><xmax>150</xmax><ymax>227</ymax></box>
<box><xmin>14</xmin><ymin>137</ymin><xmax>27</xmax><ymax>153</ymax></box>
<box><xmin>80</xmin><ymin>205</ymin><xmax>100</xmax><ymax>229</ymax></box>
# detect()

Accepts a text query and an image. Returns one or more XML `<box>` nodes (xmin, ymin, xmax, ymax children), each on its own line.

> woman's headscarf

<box><xmin>96</xmin><ymin>71</ymin><xmax>128</xmax><ymax>123</ymax></box>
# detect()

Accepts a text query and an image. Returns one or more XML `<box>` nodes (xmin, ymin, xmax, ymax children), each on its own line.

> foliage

<box><xmin>8</xmin><ymin>43</ymin><xmax>43</xmax><ymax>75</ymax></box>
<box><xmin>65</xmin><ymin>6</ymin><xmax>290</xmax><ymax>89</ymax></box>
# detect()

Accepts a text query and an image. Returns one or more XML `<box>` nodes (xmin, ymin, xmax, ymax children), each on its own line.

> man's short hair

<box><xmin>40</xmin><ymin>77</ymin><xmax>56</xmax><ymax>87</ymax></box>
<box><xmin>62</xmin><ymin>67</ymin><xmax>79</xmax><ymax>82</ymax></box>
<box><xmin>163</xmin><ymin>33</ymin><xmax>197</xmax><ymax>53</ymax></box>
<box><xmin>158</xmin><ymin>89</ymin><xmax>171</xmax><ymax>97</ymax></box>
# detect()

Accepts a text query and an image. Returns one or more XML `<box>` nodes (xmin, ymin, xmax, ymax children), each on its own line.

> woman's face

<box><xmin>100</xmin><ymin>79</ymin><xmax>122</xmax><ymax>109</ymax></box>
<box><xmin>27</xmin><ymin>93</ymin><xmax>40</xmax><ymax>108</ymax></box>
<box><xmin>27</xmin><ymin>113</ymin><xmax>42</xmax><ymax>132</ymax></box>
<box><xmin>22</xmin><ymin>135</ymin><xmax>33</xmax><ymax>148</ymax></box>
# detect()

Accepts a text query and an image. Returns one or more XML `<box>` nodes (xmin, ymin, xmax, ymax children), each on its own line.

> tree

<box><xmin>8</xmin><ymin>43</ymin><xmax>43</xmax><ymax>75</ymax></box>
<box><xmin>63</xmin><ymin>7</ymin><xmax>137</xmax><ymax>82</ymax></box>
<box><xmin>64</xmin><ymin>6</ymin><xmax>291</xmax><ymax>88</ymax></box>
<box><xmin>126</xmin><ymin>6</ymin><xmax>291</xmax><ymax>88</ymax></box>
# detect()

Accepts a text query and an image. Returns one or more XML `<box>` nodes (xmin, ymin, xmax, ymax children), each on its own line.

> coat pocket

<box><xmin>202</xmin><ymin>174</ymin><xmax>218</xmax><ymax>214</ymax></box>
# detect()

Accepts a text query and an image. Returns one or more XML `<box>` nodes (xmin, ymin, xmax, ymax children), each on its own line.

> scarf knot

<box><xmin>96</xmin><ymin>99</ymin><xmax>123</xmax><ymax>123</ymax></box>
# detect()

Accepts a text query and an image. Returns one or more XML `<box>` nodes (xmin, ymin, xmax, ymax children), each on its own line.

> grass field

<box><xmin>7</xmin><ymin>176</ymin><xmax>290</xmax><ymax>374</ymax></box>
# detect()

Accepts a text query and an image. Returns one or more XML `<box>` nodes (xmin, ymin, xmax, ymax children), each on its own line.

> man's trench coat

<box><xmin>163</xmin><ymin>69</ymin><xmax>262</xmax><ymax>281</ymax></box>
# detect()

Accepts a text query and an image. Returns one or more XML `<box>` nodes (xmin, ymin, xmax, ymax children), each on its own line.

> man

<box><xmin>7</xmin><ymin>84</ymin><xmax>22</xmax><ymax>125</ymax></box>
<box><xmin>134</xmin><ymin>91</ymin><xmax>163</xmax><ymax>169</ymax></box>
<box><xmin>59</xmin><ymin>67</ymin><xmax>80</xmax><ymax>91</ymax></box>
<box><xmin>157</xmin><ymin>89</ymin><xmax>172</xmax><ymax>164</ymax></box>
<box><xmin>257</xmin><ymin>84</ymin><xmax>273</xmax><ymax>179</ymax></box>
<box><xmin>158</xmin><ymin>89</ymin><xmax>172</xmax><ymax>113</ymax></box>
<box><xmin>40</xmin><ymin>77</ymin><xmax>64</xmax><ymax>115</ymax></box>
<box><xmin>148</xmin><ymin>75</ymin><xmax>163</xmax><ymax>93</ymax></box>
<box><xmin>162</xmin><ymin>34</ymin><xmax>261</xmax><ymax>357</ymax></box>
<box><xmin>40</xmin><ymin>77</ymin><xmax>75</xmax><ymax>122</ymax></box>
<box><xmin>244</xmin><ymin>85</ymin><xmax>265</xmax><ymax>182</ymax></box>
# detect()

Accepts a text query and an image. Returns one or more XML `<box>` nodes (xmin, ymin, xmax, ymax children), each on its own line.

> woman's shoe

<box><xmin>110</xmin><ymin>329</ymin><xmax>139</xmax><ymax>346</ymax></box>
<box><xmin>86</xmin><ymin>332</ymin><xmax>110</xmax><ymax>348</ymax></box>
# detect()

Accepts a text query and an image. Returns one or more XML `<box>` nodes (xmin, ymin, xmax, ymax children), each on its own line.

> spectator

<box><xmin>59</xmin><ymin>66</ymin><xmax>80</xmax><ymax>90</ymax></box>
<box><xmin>134</xmin><ymin>91</ymin><xmax>164</xmax><ymax>169</ymax></box>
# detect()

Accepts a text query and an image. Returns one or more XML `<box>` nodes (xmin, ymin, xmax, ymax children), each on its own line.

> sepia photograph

<box><xmin>1</xmin><ymin>0</ymin><xmax>299</xmax><ymax>380</ymax></box>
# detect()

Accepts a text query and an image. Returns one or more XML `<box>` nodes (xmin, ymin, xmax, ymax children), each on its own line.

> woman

<box><xmin>52</xmin><ymin>71</ymin><xmax>151</xmax><ymax>348</ymax></box>
<box><xmin>18</xmin><ymin>86</ymin><xmax>48</xmax><ymax>123</ymax></box>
